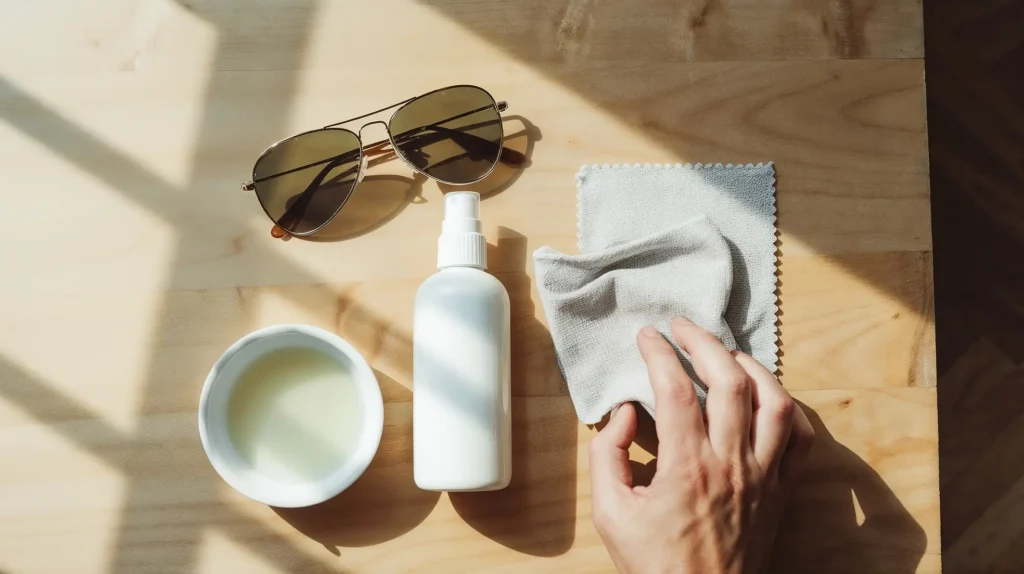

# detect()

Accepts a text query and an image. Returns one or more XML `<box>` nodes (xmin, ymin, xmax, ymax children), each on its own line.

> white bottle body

<box><xmin>413</xmin><ymin>266</ymin><xmax>511</xmax><ymax>491</ymax></box>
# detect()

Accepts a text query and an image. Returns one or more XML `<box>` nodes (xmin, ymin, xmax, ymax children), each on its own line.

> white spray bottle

<box><xmin>413</xmin><ymin>192</ymin><xmax>512</xmax><ymax>491</ymax></box>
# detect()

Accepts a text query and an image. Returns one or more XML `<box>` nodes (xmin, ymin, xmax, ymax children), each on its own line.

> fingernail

<box><xmin>673</xmin><ymin>316</ymin><xmax>693</xmax><ymax>326</ymax></box>
<box><xmin>639</xmin><ymin>326</ymin><xmax>660</xmax><ymax>338</ymax></box>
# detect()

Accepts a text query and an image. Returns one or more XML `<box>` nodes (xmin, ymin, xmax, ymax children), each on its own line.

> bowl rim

<box><xmin>198</xmin><ymin>324</ymin><xmax>384</xmax><ymax>508</ymax></box>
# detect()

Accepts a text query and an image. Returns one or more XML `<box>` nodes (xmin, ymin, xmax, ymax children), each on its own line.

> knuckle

<box><xmin>679</xmin><ymin>460</ymin><xmax>712</xmax><ymax>490</ymax></box>
<box><xmin>771</xmin><ymin>397</ymin><xmax>796</xmax><ymax>423</ymax></box>
<box><xmin>789</xmin><ymin>409</ymin><xmax>816</xmax><ymax>449</ymax></box>
<box><xmin>724</xmin><ymin>461</ymin><xmax>756</xmax><ymax>494</ymax></box>
<box><xmin>805</xmin><ymin>424</ymin><xmax>817</xmax><ymax>443</ymax></box>
<box><xmin>732</xmin><ymin>473</ymin><xmax>758</xmax><ymax>500</ymax></box>
<box><xmin>717</xmin><ymin>373</ymin><xmax>751</xmax><ymax>397</ymax></box>
<box><xmin>796</xmin><ymin>423</ymin><xmax>816</xmax><ymax>448</ymax></box>
<box><xmin>660</xmin><ymin>379</ymin><xmax>698</xmax><ymax>406</ymax></box>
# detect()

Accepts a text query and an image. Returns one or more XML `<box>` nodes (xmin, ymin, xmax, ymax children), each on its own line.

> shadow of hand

<box><xmin>768</xmin><ymin>404</ymin><xmax>927</xmax><ymax>573</ymax></box>
<box><xmin>604</xmin><ymin>402</ymin><xmax>926</xmax><ymax>573</ymax></box>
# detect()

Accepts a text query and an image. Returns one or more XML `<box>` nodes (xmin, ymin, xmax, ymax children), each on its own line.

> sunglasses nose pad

<box><xmin>398</xmin><ymin>144</ymin><xmax>429</xmax><ymax>169</ymax></box>
<box><xmin>355</xmin><ymin>153</ymin><xmax>369</xmax><ymax>185</ymax></box>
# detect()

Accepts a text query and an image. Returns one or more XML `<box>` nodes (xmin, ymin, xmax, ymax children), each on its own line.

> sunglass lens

<box><xmin>252</xmin><ymin>129</ymin><xmax>362</xmax><ymax>235</ymax></box>
<box><xmin>388</xmin><ymin>86</ymin><xmax>502</xmax><ymax>184</ymax></box>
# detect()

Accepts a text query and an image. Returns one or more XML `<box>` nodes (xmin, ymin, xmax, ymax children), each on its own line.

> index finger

<box><xmin>636</xmin><ymin>326</ymin><xmax>707</xmax><ymax>469</ymax></box>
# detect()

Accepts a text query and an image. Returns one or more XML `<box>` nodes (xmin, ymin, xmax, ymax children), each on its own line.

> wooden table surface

<box><xmin>0</xmin><ymin>1</ymin><xmax>937</xmax><ymax>572</ymax></box>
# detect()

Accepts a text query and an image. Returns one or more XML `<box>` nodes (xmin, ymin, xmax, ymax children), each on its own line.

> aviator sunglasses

<box><xmin>242</xmin><ymin>85</ymin><xmax>523</xmax><ymax>238</ymax></box>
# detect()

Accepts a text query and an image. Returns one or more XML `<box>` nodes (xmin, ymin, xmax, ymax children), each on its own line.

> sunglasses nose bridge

<box><xmin>357</xmin><ymin>120</ymin><xmax>390</xmax><ymax>143</ymax></box>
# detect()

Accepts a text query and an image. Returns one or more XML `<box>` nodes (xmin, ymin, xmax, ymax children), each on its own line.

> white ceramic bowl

<box><xmin>198</xmin><ymin>324</ymin><xmax>383</xmax><ymax>508</ymax></box>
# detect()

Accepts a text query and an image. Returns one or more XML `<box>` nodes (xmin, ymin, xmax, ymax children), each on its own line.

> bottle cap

<box><xmin>438</xmin><ymin>192</ymin><xmax>486</xmax><ymax>269</ymax></box>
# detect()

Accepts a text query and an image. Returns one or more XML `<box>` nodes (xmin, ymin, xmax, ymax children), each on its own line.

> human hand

<box><xmin>589</xmin><ymin>318</ymin><xmax>815</xmax><ymax>574</ymax></box>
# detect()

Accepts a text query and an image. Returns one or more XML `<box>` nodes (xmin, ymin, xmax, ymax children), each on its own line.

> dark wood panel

<box><xmin>928</xmin><ymin>0</ymin><xmax>1024</xmax><ymax>570</ymax></box>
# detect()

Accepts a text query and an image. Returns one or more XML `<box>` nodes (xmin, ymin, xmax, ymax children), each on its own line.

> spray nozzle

<box><xmin>442</xmin><ymin>192</ymin><xmax>482</xmax><ymax>235</ymax></box>
<box><xmin>437</xmin><ymin>192</ymin><xmax>486</xmax><ymax>269</ymax></box>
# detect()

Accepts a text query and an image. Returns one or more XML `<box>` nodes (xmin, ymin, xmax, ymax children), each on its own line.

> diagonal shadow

<box><xmin>0</xmin><ymin>63</ymin><xmax>547</xmax><ymax>574</ymax></box>
<box><xmin>0</xmin><ymin>356</ymin><xmax>341</xmax><ymax>574</ymax></box>
<box><xmin>101</xmin><ymin>2</ymin><xmax>353</xmax><ymax>571</ymax></box>
<box><xmin>0</xmin><ymin>288</ymin><xmax>449</xmax><ymax>571</ymax></box>
<box><xmin>0</xmin><ymin>0</ymin><xmax>425</xmax><ymax>571</ymax></box>
<box><xmin>411</xmin><ymin>0</ymin><xmax>933</xmax><ymax>314</ymax></box>
<box><xmin>0</xmin><ymin>0</ymin><xmax>931</xmax><ymax>571</ymax></box>
<box><xmin>0</xmin><ymin>6</ymin><xmax>549</xmax><ymax>563</ymax></box>
<box><xmin>0</xmin><ymin>76</ymin><xmax>193</xmax><ymax>228</ymax></box>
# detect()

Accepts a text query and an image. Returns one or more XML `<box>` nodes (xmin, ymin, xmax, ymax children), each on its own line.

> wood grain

<box><xmin>775</xmin><ymin>389</ymin><xmax>940</xmax><ymax>573</ymax></box>
<box><xmin>418</xmin><ymin>0</ymin><xmax>925</xmax><ymax>62</ymax></box>
<box><xmin>0</xmin><ymin>0</ymin><xmax>924</xmax><ymax>77</ymax></box>
<box><xmin>779</xmin><ymin>251</ymin><xmax>936</xmax><ymax>390</ymax></box>
<box><xmin>0</xmin><ymin>59</ymin><xmax>929</xmax><ymax>290</ymax></box>
<box><xmin>0</xmin><ymin>0</ymin><xmax>935</xmax><ymax>571</ymax></box>
<box><xmin>0</xmin><ymin>357</ymin><xmax>938</xmax><ymax>573</ymax></box>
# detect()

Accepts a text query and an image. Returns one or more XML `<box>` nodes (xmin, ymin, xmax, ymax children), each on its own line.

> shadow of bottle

<box><xmin>449</xmin><ymin>227</ymin><xmax>579</xmax><ymax>557</ymax></box>
<box><xmin>272</xmin><ymin>371</ymin><xmax>441</xmax><ymax>552</ymax></box>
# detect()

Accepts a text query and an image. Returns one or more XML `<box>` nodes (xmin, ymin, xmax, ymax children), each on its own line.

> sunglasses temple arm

<box><xmin>271</xmin><ymin>146</ymin><xmax>389</xmax><ymax>239</ymax></box>
<box><xmin>387</xmin><ymin>120</ymin><xmax>524</xmax><ymax>166</ymax></box>
<box><xmin>499</xmin><ymin>143</ymin><xmax>526</xmax><ymax>166</ymax></box>
<box><xmin>273</xmin><ymin>154</ymin><xmax>357</xmax><ymax>235</ymax></box>
<box><xmin>413</xmin><ymin>102</ymin><xmax>523</xmax><ymax>164</ymax></box>
<box><xmin>419</xmin><ymin>124</ymin><xmax>525</xmax><ymax>166</ymax></box>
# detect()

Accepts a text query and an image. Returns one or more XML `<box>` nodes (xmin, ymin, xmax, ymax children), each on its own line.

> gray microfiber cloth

<box><xmin>533</xmin><ymin>163</ymin><xmax>778</xmax><ymax>424</ymax></box>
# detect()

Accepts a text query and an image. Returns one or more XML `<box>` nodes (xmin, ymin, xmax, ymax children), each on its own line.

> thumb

<box><xmin>589</xmin><ymin>403</ymin><xmax>638</xmax><ymax>498</ymax></box>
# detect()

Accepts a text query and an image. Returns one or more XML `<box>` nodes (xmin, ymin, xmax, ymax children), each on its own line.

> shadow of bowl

<box><xmin>273</xmin><ymin>371</ymin><xmax>440</xmax><ymax>551</ymax></box>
